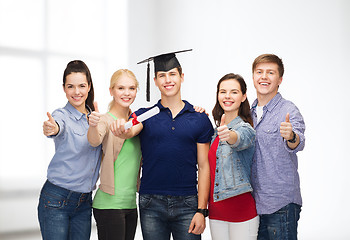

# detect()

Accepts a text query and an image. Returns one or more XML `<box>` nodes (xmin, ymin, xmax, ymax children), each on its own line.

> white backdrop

<box><xmin>127</xmin><ymin>1</ymin><xmax>350</xmax><ymax>239</ymax></box>
<box><xmin>0</xmin><ymin>0</ymin><xmax>349</xmax><ymax>239</ymax></box>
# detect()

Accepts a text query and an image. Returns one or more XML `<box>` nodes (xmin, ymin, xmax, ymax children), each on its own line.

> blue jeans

<box><xmin>139</xmin><ymin>194</ymin><xmax>201</xmax><ymax>240</ymax></box>
<box><xmin>37</xmin><ymin>180</ymin><xmax>93</xmax><ymax>240</ymax></box>
<box><xmin>258</xmin><ymin>203</ymin><xmax>301</xmax><ymax>240</ymax></box>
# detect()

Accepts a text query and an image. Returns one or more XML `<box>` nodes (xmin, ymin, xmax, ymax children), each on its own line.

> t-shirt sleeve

<box><xmin>197</xmin><ymin>113</ymin><xmax>214</xmax><ymax>143</ymax></box>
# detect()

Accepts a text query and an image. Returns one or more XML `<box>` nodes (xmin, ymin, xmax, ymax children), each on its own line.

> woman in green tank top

<box><xmin>87</xmin><ymin>69</ymin><xmax>142</xmax><ymax>240</ymax></box>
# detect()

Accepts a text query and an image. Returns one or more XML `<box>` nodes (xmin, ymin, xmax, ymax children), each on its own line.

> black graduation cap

<box><xmin>137</xmin><ymin>49</ymin><xmax>192</xmax><ymax>101</ymax></box>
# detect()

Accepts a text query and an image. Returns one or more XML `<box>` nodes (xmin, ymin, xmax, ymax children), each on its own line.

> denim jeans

<box><xmin>93</xmin><ymin>208</ymin><xmax>138</xmax><ymax>240</ymax></box>
<box><xmin>37</xmin><ymin>180</ymin><xmax>93</xmax><ymax>240</ymax></box>
<box><xmin>258</xmin><ymin>203</ymin><xmax>301</xmax><ymax>240</ymax></box>
<box><xmin>139</xmin><ymin>194</ymin><xmax>201</xmax><ymax>240</ymax></box>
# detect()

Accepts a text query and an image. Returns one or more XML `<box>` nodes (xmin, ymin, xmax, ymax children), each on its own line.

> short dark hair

<box><xmin>155</xmin><ymin>66</ymin><xmax>182</xmax><ymax>78</ymax></box>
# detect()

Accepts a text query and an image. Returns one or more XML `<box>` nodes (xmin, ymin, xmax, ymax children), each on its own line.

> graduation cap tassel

<box><xmin>146</xmin><ymin>61</ymin><xmax>150</xmax><ymax>102</ymax></box>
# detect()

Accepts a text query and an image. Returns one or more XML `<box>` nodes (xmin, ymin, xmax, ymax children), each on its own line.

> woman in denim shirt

<box><xmin>39</xmin><ymin>60</ymin><xmax>102</xmax><ymax>240</ymax></box>
<box><xmin>208</xmin><ymin>73</ymin><xmax>259</xmax><ymax>240</ymax></box>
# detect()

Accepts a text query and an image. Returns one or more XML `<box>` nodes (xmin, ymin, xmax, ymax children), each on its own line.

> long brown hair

<box><xmin>212</xmin><ymin>73</ymin><xmax>253</xmax><ymax>127</ymax></box>
<box><xmin>63</xmin><ymin>60</ymin><xmax>95</xmax><ymax>111</ymax></box>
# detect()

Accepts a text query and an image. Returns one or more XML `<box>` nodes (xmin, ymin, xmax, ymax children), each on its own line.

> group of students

<box><xmin>38</xmin><ymin>51</ymin><xmax>305</xmax><ymax>240</ymax></box>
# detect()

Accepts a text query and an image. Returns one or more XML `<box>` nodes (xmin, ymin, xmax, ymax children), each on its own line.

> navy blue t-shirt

<box><xmin>134</xmin><ymin>100</ymin><xmax>214</xmax><ymax>196</ymax></box>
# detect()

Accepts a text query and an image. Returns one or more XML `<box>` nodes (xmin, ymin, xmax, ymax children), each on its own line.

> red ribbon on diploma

<box><xmin>131</xmin><ymin>113</ymin><xmax>140</xmax><ymax>126</ymax></box>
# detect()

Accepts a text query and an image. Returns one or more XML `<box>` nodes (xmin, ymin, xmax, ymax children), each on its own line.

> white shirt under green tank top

<box><xmin>93</xmin><ymin>112</ymin><xmax>141</xmax><ymax>209</ymax></box>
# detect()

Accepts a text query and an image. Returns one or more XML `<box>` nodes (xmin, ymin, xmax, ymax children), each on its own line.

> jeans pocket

<box><xmin>183</xmin><ymin>195</ymin><xmax>198</xmax><ymax>209</ymax></box>
<box><xmin>139</xmin><ymin>195</ymin><xmax>152</xmax><ymax>209</ymax></box>
<box><xmin>41</xmin><ymin>192</ymin><xmax>66</xmax><ymax>209</ymax></box>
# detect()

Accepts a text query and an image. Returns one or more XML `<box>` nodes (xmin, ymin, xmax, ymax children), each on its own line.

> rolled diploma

<box><xmin>124</xmin><ymin>106</ymin><xmax>160</xmax><ymax>130</ymax></box>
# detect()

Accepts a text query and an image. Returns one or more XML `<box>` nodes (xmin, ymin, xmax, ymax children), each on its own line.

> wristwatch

<box><xmin>196</xmin><ymin>208</ymin><xmax>209</xmax><ymax>217</ymax></box>
<box><xmin>288</xmin><ymin>131</ymin><xmax>297</xmax><ymax>143</ymax></box>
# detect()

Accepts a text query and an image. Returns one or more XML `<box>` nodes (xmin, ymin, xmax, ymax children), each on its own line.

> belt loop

<box><xmin>67</xmin><ymin>191</ymin><xmax>73</xmax><ymax>200</ymax></box>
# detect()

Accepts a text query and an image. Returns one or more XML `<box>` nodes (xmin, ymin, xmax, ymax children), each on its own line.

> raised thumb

<box><xmin>220</xmin><ymin>114</ymin><xmax>226</xmax><ymax>126</ymax></box>
<box><xmin>285</xmin><ymin>113</ymin><xmax>290</xmax><ymax>122</ymax></box>
<box><xmin>47</xmin><ymin>112</ymin><xmax>54</xmax><ymax>123</ymax></box>
<box><xmin>94</xmin><ymin>102</ymin><xmax>99</xmax><ymax>113</ymax></box>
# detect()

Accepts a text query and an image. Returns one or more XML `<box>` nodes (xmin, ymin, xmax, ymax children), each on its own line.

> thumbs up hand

<box><xmin>93</xmin><ymin>101</ymin><xmax>99</xmax><ymax>113</ymax></box>
<box><xmin>280</xmin><ymin>113</ymin><xmax>294</xmax><ymax>141</ymax></box>
<box><xmin>43</xmin><ymin>112</ymin><xmax>59</xmax><ymax>136</ymax></box>
<box><xmin>217</xmin><ymin>114</ymin><xmax>230</xmax><ymax>142</ymax></box>
<box><xmin>88</xmin><ymin>102</ymin><xmax>103</xmax><ymax>127</ymax></box>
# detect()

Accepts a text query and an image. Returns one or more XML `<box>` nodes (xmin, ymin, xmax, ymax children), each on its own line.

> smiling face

<box><xmin>218</xmin><ymin>79</ymin><xmax>247</xmax><ymax>118</ymax></box>
<box><xmin>154</xmin><ymin>68</ymin><xmax>184</xmax><ymax>98</ymax></box>
<box><xmin>253</xmin><ymin>62</ymin><xmax>282</xmax><ymax>103</ymax></box>
<box><xmin>109</xmin><ymin>74</ymin><xmax>137</xmax><ymax>108</ymax></box>
<box><xmin>63</xmin><ymin>72</ymin><xmax>90</xmax><ymax>113</ymax></box>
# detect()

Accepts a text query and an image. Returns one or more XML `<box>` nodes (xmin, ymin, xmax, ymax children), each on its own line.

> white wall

<box><xmin>127</xmin><ymin>0</ymin><xmax>350</xmax><ymax>239</ymax></box>
<box><xmin>0</xmin><ymin>0</ymin><xmax>129</xmax><ymax>234</ymax></box>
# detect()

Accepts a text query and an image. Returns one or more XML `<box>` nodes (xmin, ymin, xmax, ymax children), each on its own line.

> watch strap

<box><xmin>288</xmin><ymin>131</ymin><xmax>297</xmax><ymax>143</ymax></box>
<box><xmin>196</xmin><ymin>208</ymin><xmax>209</xmax><ymax>217</ymax></box>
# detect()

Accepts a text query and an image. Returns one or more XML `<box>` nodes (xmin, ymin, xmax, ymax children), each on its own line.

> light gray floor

<box><xmin>0</xmin><ymin>226</ymin><xmax>136</xmax><ymax>240</ymax></box>
<box><xmin>1</xmin><ymin>223</ymin><xmax>212</xmax><ymax>240</ymax></box>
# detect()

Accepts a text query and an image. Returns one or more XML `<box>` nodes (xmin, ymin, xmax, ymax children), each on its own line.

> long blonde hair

<box><xmin>108</xmin><ymin>69</ymin><xmax>139</xmax><ymax>110</ymax></box>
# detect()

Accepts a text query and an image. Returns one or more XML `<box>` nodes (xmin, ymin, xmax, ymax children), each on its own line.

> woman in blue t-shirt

<box><xmin>38</xmin><ymin>60</ymin><xmax>102</xmax><ymax>240</ymax></box>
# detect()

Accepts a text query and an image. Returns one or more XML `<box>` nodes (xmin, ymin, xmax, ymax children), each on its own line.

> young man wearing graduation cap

<box><xmin>110</xmin><ymin>50</ymin><xmax>214</xmax><ymax>240</ymax></box>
